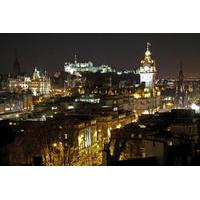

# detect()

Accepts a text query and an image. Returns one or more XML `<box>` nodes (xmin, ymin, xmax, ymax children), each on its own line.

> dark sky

<box><xmin>1</xmin><ymin>33</ymin><xmax>200</xmax><ymax>77</ymax></box>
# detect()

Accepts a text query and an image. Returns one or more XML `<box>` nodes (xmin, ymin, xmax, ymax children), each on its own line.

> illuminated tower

<box><xmin>13</xmin><ymin>49</ymin><xmax>21</xmax><ymax>76</ymax></box>
<box><xmin>139</xmin><ymin>43</ymin><xmax>156</xmax><ymax>88</ymax></box>
<box><xmin>29</xmin><ymin>67</ymin><xmax>51</xmax><ymax>96</ymax></box>
<box><xmin>33</xmin><ymin>67</ymin><xmax>41</xmax><ymax>80</ymax></box>
<box><xmin>175</xmin><ymin>62</ymin><xmax>187</xmax><ymax>108</ymax></box>
<box><xmin>177</xmin><ymin>62</ymin><xmax>184</xmax><ymax>93</ymax></box>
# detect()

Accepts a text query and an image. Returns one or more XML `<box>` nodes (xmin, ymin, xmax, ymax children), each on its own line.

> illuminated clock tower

<box><xmin>139</xmin><ymin>43</ymin><xmax>156</xmax><ymax>88</ymax></box>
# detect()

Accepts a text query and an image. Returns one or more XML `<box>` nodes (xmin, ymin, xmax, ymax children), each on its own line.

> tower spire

<box><xmin>180</xmin><ymin>61</ymin><xmax>183</xmax><ymax>71</ymax></box>
<box><xmin>13</xmin><ymin>48</ymin><xmax>21</xmax><ymax>76</ymax></box>
<box><xmin>147</xmin><ymin>42</ymin><xmax>151</xmax><ymax>51</ymax></box>
<box><xmin>75</xmin><ymin>54</ymin><xmax>77</xmax><ymax>64</ymax></box>
<box><xmin>145</xmin><ymin>42</ymin><xmax>151</xmax><ymax>56</ymax></box>
<box><xmin>179</xmin><ymin>61</ymin><xmax>184</xmax><ymax>81</ymax></box>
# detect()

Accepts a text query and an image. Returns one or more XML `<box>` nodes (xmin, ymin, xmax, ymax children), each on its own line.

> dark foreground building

<box><xmin>104</xmin><ymin>109</ymin><xmax>200</xmax><ymax>166</ymax></box>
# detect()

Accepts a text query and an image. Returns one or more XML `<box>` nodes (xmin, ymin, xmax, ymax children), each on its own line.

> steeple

<box><xmin>180</xmin><ymin>61</ymin><xmax>183</xmax><ymax>71</ymax></box>
<box><xmin>13</xmin><ymin>48</ymin><xmax>21</xmax><ymax>76</ymax></box>
<box><xmin>44</xmin><ymin>69</ymin><xmax>48</xmax><ymax>78</ymax></box>
<box><xmin>175</xmin><ymin>62</ymin><xmax>186</xmax><ymax>108</ymax></box>
<box><xmin>178</xmin><ymin>62</ymin><xmax>184</xmax><ymax>82</ymax></box>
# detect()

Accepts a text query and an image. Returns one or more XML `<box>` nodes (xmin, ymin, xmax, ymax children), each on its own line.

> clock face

<box><xmin>140</xmin><ymin>73</ymin><xmax>153</xmax><ymax>87</ymax></box>
<box><xmin>144</xmin><ymin>65</ymin><xmax>149</xmax><ymax>72</ymax></box>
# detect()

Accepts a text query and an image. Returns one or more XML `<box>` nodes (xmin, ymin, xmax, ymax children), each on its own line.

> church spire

<box><xmin>180</xmin><ymin>61</ymin><xmax>183</xmax><ymax>71</ymax></box>
<box><xmin>13</xmin><ymin>48</ymin><xmax>21</xmax><ymax>76</ymax></box>
<box><xmin>179</xmin><ymin>61</ymin><xmax>184</xmax><ymax>82</ymax></box>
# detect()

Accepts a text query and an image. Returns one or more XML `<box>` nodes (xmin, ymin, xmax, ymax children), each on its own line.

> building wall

<box><xmin>171</xmin><ymin>123</ymin><xmax>198</xmax><ymax>136</ymax></box>
<box><xmin>134</xmin><ymin>96</ymin><xmax>160</xmax><ymax>115</ymax></box>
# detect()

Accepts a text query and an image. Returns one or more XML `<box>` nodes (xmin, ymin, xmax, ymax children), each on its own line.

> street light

<box><xmin>52</xmin><ymin>143</ymin><xmax>57</xmax><ymax>147</ymax></box>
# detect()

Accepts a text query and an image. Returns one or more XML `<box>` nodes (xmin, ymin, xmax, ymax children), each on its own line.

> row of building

<box><xmin>2</xmin><ymin>111</ymin><xmax>136</xmax><ymax>165</ymax></box>
<box><xmin>0</xmin><ymin>91</ymin><xmax>33</xmax><ymax>118</ymax></box>
<box><xmin>3</xmin><ymin>107</ymin><xmax>200</xmax><ymax>165</ymax></box>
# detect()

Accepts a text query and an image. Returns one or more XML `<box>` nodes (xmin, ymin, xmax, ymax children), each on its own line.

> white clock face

<box><xmin>140</xmin><ymin>73</ymin><xmax>153</xmax><ymax>87</ymax></box>
<box><xmin>144</xmin><ymin>65</ymin><xmax>149</xmax><ymax>72</ymax></box>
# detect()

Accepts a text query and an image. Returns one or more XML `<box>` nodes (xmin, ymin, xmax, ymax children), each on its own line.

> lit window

<box><xmin>116</xmin><ymin>124</ymin><xmax>121</xmax><ymax>129</ymax></box>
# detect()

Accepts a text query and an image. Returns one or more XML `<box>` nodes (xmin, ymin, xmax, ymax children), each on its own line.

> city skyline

<box><xmin>1</xmin><ymin>33</ymin><xmax>200</xmax><ymax>166</ymax></box>
<box><xmin>1</xmin><ymin>33</ymin><xmax>200</xmax><ymax>77</ymax></box>
<box><xmin>1</xmin><ymin>0</ymin><xmax>199</xmax><ymax>198</ymax></box>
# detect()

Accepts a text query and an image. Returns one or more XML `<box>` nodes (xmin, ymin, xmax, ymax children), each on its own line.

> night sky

<box><xmin>1</xmin><ymin>33</ymin><xmax>200</xmax><ymax>78</ymax></box>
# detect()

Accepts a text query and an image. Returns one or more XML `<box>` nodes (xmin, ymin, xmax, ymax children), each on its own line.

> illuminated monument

<box><xmin>134</xmin><ymin>43</ymin><xmax>160</xmax><ymax>115</ymax></box>
<box><xmin>139</xmin><ymin>43</ymin><xmax>156</xmax><ymax>88</ymax></box>
<box><xmin>28</xmin><ymin>67</ymin><xmax>51</xmax><ymax>96</ymax></box>
<box><xmin>64</xmin><ymin>55</ymin><xmax>112</xmax><ymax>75</ymax></box>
